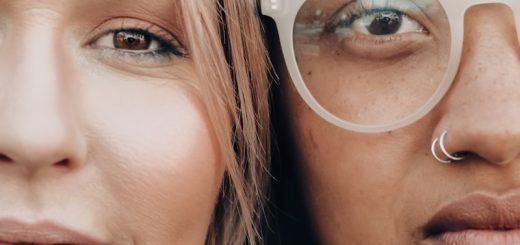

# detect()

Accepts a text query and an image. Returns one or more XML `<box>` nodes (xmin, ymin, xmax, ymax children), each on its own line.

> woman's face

<box><xmin>280</xmin><ymin>2</ymin><xmax>520</xmax><ymax>244</ymax></box>
<box><xmin>0</xmin><ymin>1</ymin><xmax>224</xmax><ymax>244</ymax></box>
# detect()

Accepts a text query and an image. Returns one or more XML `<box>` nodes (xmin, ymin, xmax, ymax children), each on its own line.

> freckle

<box><xmin>307</xmin><ymin>71</ymin><xmax>312</xmax><ymax>76</ymax></box>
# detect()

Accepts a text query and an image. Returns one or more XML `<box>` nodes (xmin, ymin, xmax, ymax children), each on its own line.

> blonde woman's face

<box><xmin>281</xmin><ymin>3</ymin><xmax>520</xmax><ymax>245</ymax></box>
<box><xmin>0</xmin><ymin>0</ymin><xmax>224</xmax><ymax>244</ymax></box>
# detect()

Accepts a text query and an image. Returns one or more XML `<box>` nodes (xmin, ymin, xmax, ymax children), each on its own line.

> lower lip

<box><xmin>423</xmin><ymin>229</ymin><xmax>520</xmax><ymax>245</ymax></box>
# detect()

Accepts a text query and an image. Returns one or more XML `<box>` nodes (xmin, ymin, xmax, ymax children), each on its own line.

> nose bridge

<box><xmin>6</xmin><ymin>22</ymin><xmax>66</xmax><ymax>131</ymax></box>
<box><xmin>447</xmin><ymin>0</ymin><xmax>520</xmax><ymax>43</ymax></box>
<box><xmin>0</xmin><ymin>18</ymin><xmax>84</xmax><ymax>171</ymax></box>
<box><xmin>16</xmin><ymin>25</ymin><xmax>61</xmax><ymax>99</ymax></box>
<box><xmin>458</xmin><ymin>3</ymin><xmax>520</xmax><ymax>99</ymax></box>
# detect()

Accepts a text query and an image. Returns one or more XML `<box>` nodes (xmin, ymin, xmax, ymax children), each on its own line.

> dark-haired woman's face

<box><xmin>280</xmin><ymin>3</ymin><xmax>520</xmax><ymax>244</ymax></box>
<box><xmin>0</xmin><ymin>1</ymin><xmax>224</xmax><ymax>244</ymax></box>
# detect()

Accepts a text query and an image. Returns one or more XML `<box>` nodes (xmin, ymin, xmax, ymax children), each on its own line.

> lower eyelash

<box><xmin>163</xmin><ymin>44</ymin><xmax>188</xmax><ymax>58</ymax></box>
<box><xmin>109</xmin><ymin>29</ymin><xmax>188</xmax><ymax>58</ymax></box>
<box><xmin>96</xmin><ymin>48</ymin><xmax>175</xmax><ymax>66</ymax></box>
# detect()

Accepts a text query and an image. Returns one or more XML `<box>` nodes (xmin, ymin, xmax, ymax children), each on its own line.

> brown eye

<box><xmin>90</xmin><ymin>26</ymin><xmax>187</xmax><ymax>59</ymax></box>
<box><xmin>114</xmin><ymin>31</ymin><xmax>151</xmax><ymax>50</ymax></box>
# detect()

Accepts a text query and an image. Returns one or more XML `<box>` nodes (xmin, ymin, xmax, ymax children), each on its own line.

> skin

<box><xmin>0</xmin><ymin>1</ymin><xmax>224</xmax><ymax>244</ymax></box>
<box><xmin>279</xmin><ymin>2</ymin><xmax>520</xmax><ymax>245</ymax></box>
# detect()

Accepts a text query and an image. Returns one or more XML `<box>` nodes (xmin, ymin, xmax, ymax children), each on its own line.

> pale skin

<box><xmin>0</xmin><ymin>0</ymin><xmax>224</xmax><ymax>244</ymax></box>
<box><xmin>279</xmin><ymin>3</ymin><xmax>520</xmax><ymax>245</ymax></box>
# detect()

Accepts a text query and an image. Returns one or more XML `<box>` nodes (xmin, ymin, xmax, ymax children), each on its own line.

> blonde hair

<box><xmin>181</xmin><ymin>0</ymin><xmax>271</xmax><ymax>244</ymax></box>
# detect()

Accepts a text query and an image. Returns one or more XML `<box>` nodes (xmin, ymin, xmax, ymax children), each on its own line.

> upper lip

<box><xmin>0</xmin><ymin>219</ymin><xmax>106</xmax><ymax>244</ymax></box>
<box><xmin>422</xmin><ymin>192</ymin><xmax>520</xmax><ymax>238</ymax></box>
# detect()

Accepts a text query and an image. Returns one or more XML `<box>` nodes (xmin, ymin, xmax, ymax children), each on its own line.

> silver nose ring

<box><xmin>431</xmin><ymin>130</ymin><xmax>465</xmax><ymax>164</ymax></box>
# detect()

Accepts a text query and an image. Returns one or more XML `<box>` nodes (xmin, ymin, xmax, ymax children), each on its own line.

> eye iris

<box><xmin>367</xmin><ymin>11</ymin><xmax>402</xmax><ymax>35</ymax></box>
<box><xmin>114</xmin><ymin>31</ymin><xmax>151</xmax><ymax>50</ymax></box>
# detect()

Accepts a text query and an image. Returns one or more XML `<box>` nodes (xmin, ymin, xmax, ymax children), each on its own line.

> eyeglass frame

<box><xmin>261</xmin><ymin>0</ymin><xmax>520</xmax><ymax>133</ymax></box>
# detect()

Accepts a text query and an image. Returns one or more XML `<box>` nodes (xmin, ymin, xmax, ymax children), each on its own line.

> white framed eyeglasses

<box><xmin>261</xmin><ymin>0</ymin><xmax>520</xmax><ymax>133</ymax></box>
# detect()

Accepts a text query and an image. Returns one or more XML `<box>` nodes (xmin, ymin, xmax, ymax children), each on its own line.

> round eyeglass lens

<box><xmin>293</xmin><ymin>0</ymin><xmax>450</xmax><ymax>126</ymax></box>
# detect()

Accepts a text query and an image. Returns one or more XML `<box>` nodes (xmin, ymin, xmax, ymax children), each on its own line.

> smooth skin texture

<box><xmin>278</xmin><ymin>3</ymin><xmax>520</xmax><ymax>245</ymax></box>
<box><xmin>0</xmin><ymin>1</ymin><xmax>223</xmax><ymax>244</ymax></box>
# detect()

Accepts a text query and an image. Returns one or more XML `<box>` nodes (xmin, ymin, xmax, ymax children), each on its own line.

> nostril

<box><xmin>54</xmin><ymin>159</ymin><xmax>70</xmax><ymax>167</ymax></box>
<box><xmin>452</xmin><ymin>151</ymin><xmax>484</xmax><ymax>163</ymax></box>
<box><xmin>0</xmin><ymin>154</ymin><xmax>12</xmax><ymax>163</ymax></box>
<box><xmin>453</xmin><ymin>151</ymin><xmax>471</xmax><ymax>159</ymax></box>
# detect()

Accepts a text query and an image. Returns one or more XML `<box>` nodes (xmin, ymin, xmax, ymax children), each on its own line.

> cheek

<box><xmin>82</xmin><ymin>69</ymin><xmax>224</xmax><ymax>243</ymax></box>
<box><xmin>285</xmin><ymin>84</ymin><xmax>438</xmax><ymax>243</ymax></box>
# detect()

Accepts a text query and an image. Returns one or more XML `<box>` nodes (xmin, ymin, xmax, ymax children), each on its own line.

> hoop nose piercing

<box><xmin>439</xmin><ymin>131</ymin><xmax>464</xmax><ymax>161</ymax></box>
<box><xmin>431</xmin><ymin>130</ymin><xmax>465</xmax><ymax>164</ymax></box>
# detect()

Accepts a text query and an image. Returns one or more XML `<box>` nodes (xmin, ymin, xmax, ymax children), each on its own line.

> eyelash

<box><xmin>326</xmin><ymin>2</ymin><xmax>423</xmax><ymax>33</ymax></box>
<box><xmin>325</xmin><ymin>2</ymin><xmax>370</xmax><ymax>30</ymax></box>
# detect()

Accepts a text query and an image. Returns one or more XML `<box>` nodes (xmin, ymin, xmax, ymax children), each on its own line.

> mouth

<box><xmin>0</xmin><ymin>219</ymin><xmax>105</xmax><ymax>245</ymax></box>
<box><xmin>421</xmin><ymin>193</ymin><xmax>520</xmax><ymax>245</ymax></box>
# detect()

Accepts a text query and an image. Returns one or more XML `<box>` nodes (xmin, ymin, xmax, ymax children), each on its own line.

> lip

<box><xmin>421</xmin><ymin>192</ymin><xmax>520</xmax><ymax>245</ymax></box>
<box><xmin>0</xmin><ymin>219</ymin><xmax>106</xmax><ymax>244</ymax></box>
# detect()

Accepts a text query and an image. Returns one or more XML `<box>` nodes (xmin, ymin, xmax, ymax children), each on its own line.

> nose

<box><xmin>434</xmin><ymin>4</ymin><xmax>520</xmax><ymax>166</ymax></box>
<box><xmin>0</xmin><ymin>24</ymin><xmax>86</xmax><ymax>176</ymax></box>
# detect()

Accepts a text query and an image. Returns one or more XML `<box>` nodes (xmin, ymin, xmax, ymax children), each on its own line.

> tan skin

<box><xmin>279</xmin><ymin>3</ymin><xmax>520</xmax><ymax>245</ymax></box>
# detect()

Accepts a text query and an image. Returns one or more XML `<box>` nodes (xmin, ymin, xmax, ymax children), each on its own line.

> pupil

<box><xmin>114</xmin><ymin>31</ymin><xmax>151</xmax><ymax>50</ymax></box>
<box><xmin>368</xmin><ymin>11</ymin><xmax>402</xmax><ymax>35</ymax></box>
